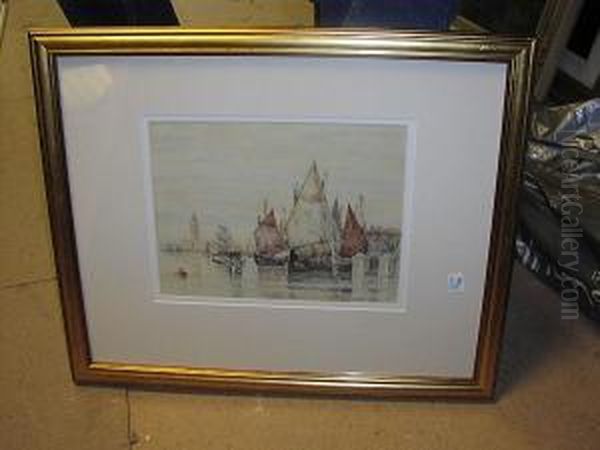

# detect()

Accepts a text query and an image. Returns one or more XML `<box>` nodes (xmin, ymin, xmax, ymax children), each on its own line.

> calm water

<box><xmin>159</xmin><ymin>252</ymin><xmax>399</xmax><ymax>303</ymax></box>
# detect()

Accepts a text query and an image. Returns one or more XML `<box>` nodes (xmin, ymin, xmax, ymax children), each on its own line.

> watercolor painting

<box><xmin>149</xmin><ymin>121</ymin><xmax>407</xmax><ymax>303</ymax></box>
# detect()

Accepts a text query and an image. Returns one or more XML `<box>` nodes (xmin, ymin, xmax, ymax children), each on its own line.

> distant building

<box><xmin>366</xmin><ymin>226</ymin><xmax>401</xmax><ymax>256</ymax></box>
<box><xmin>189</xmin><ymin>212</ymin><xmax>200</xmax><ymax>252</ymax></box>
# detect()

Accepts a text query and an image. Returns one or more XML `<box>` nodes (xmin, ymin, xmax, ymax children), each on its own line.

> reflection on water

<box><xmin>159</xmin><ymin>252</ymin><xmax>399</xmax><ymax>303</ymax></box>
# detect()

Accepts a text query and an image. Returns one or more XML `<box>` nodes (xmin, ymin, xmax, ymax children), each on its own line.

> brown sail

<box><xmin>339</xmin><ymin>205</ymin><xmax>368</xmax><ymax>258</ymax></box>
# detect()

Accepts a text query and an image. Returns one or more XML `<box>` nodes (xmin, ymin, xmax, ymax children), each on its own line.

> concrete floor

<box><xmin>1</xmin><ymin>1</ymin><xmax>599</xmax><ymax>449</ymax></box>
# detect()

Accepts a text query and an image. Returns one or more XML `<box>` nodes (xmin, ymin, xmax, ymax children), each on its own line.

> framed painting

<box><xmin>30</xmin><ymin>29</ymin><xmax>534</xmax><ymax>399</ymax></box>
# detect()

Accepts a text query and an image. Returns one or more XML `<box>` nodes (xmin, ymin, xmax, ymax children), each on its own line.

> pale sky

<box><xmin>149</xmin><ymin>121</ymin><xmax>407</xmax><ymax>246</ymax></box>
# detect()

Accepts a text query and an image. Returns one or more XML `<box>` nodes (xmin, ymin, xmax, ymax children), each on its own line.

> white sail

<box><xmin>285</xmin><ymin>161</ymin><xmax>339</xmax><ymax>255</ymax></box>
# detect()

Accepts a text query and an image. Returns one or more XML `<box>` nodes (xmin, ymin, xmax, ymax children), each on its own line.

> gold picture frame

<box><xmin>0</xmin><ymin>0</ymin><xmax>8</xmax><ymax>47</ymax></box>
<box><xmin>454</xmin><ymin>0</ymin><xmax>574</xmax><ymax>100</ymax></box>
<box><xmin>30</xmin><ymin>28</ymin><xmax>534</xmax><ymax>399</ymax></box>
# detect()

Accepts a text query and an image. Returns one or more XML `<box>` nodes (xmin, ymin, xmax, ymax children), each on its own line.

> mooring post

<box><xmin>377</xmin><ymin>254</ymin><xmax>391</xmax><ymax>290</ymax></box>
<box><xmin>352</xmin><ymin>253</ymin><xmax>366</xmax><ymax>298</ymax></box>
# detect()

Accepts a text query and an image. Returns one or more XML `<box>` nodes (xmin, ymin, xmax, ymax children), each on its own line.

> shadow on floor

<box><xmin>495</xmin><ymin>263</ymin><xmax>598</xmax><ymax>396</ymax></box>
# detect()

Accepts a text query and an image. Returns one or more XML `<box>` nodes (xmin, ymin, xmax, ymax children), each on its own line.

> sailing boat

<box><xmin>339</xmin><ymin>204</ymin><xmax>368</xmax><ymax>261</ymax></box>
<box><xmin>285</xmin><ymin>161</ymin><xmax>339</xmax><ymax>271</ymax></box>
<box><xmin>254</xmin><ymin>209</ymin><xmax>288</xmax><ymax>266</ymax></box>
<box><xmin>209</xmin><ymin>224</ymin><xmax>243</xmax><ymax>274</ymax></box>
